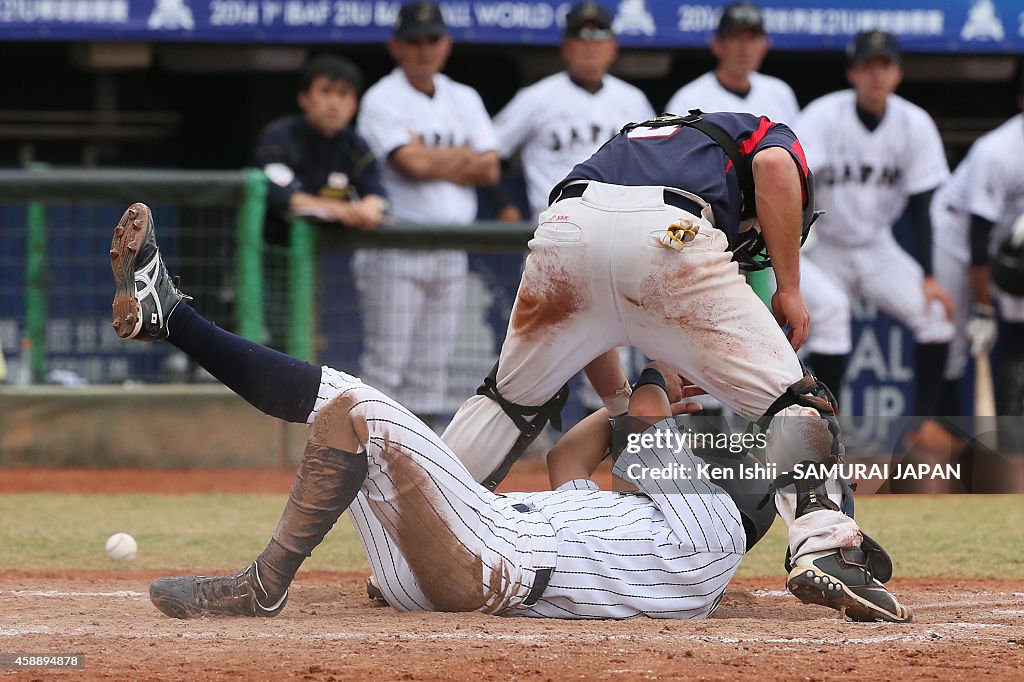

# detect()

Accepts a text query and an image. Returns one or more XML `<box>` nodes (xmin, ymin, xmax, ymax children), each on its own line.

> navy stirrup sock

<box><xmin>913</xmin><ymin>342</ymin><xmax>950</xmax><ymax>416</ymax></box>
<box><xmin>166</xmin><ymin>303</ymin><xmax>321</xmax><ymax>423</ymax></box>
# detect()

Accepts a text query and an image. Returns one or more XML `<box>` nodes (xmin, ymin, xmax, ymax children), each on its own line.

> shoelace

<box><xmin>195</xmin><ymin>569</ymin><xmax>252</xmax><ymax>607</ymax></box>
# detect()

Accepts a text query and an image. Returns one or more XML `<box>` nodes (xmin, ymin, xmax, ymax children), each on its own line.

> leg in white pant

<box><xmin>403</xmin><ymin>253</ymin><xmax>467</xmax><ymax>416</ymax></box>
<box><xmin>802</xmin><ymin>257</ymin><xmax>853</xmax><ymax>356</ymax></box>
<box><xmin>310</xmin><ymin>367</ymin><xmax>552</xmax><ymax>614</ymax></box>
<box><xmin>353</xmin><ymin>250</ymin><xmax>424</xmax><ymax>404</ymax></box>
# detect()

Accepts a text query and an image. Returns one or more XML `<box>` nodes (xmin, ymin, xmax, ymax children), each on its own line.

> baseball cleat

<box><xmin>110</xmin><ymin>202</ymin><xmax>190</xmax><ymax>341</ymax></box>
<box><xmin>149</xmin><ymin>562</ymin><xmax>287</xmax><ymax>619</ymax></box>
<box><xmin>787</xmin><ymin>547</ymin><xmax>912</xmax><ymax>623</ymax></box>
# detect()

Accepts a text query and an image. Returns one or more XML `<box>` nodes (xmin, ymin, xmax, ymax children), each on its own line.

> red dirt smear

<box><xmin>511</xmin><ymin>250</ymin><xmax>585</xmax><ymax>341</ymax></box>
<box><xmin>0</xmin><ymin>460</ymin><xmax>604</xmax><ymax>495</ymax></box>
<box><xmin>0</xmin><ymin>467</ymin><xmax>301</xmax><ymax>494</ymax></box>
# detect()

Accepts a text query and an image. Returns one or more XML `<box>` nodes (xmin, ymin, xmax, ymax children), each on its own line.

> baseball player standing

<box><xmin>492</xmin><ymin>1</ymin><xmax>655</xmax><ymax>412</ymax></box>
<box><xmin>354</xmin><ymin>1</ymin><xmax>500</xmax><ymax>426</ymax></box>
<box><xmin>493</xmin><ymin>1</ymin><xmax>654</xmax><ymax>222</ymax></box>
<box><xmin>932</xmin><ymin>65</ymin><xmax>1024</xmax><ymax>414</ymax></box>
<box><xmin>664</xmin><ymin>1</ymin><xmax>850</xmax><ymax>404</ymax></box>
<box><xmin>111</xmin><ymin>203</ymin><xmax>766</xmax><ymax>621</ymax></box>
<box><xmin>665</xmin><ymin>2</ymin><xmax>798</xmax><ymax>124</ymax></box>
<box><xmin>439</xmin><ymin>110</ymin><xmax>911</xmax><ymax>621</ymax></box>
<box><xmin>795</xmin><ymin>30</ymin><xmax>955</xmax><ymax>417</ymax></box>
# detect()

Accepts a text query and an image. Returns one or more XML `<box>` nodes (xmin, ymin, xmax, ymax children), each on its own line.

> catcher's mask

<box><xmin>733</xmin><ymin>168</ymin><xmax>823</xmax><ymax>272</ymax></box>
<box><xmin>992</xmin><ymin>213</ymin><xmax>1024</xmax><ymax>296</ymax></box>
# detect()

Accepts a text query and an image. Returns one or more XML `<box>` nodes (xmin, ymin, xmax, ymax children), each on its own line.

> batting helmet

<box><xmin>992</xmin><ymin>213</ymin><xmax>1024</xmax><ymax>296</ymax></box>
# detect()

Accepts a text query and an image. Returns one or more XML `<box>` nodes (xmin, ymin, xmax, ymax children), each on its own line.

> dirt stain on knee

<box><xmin>375</xmin><ymin>438</ymin><xmax>505</xmax><ymax>613</ymax></box>
<box><xmin>310</xmin><ymin>391</ymin><xmax>368</xmax><ymax>451</ymax></box>
<box><xmin>511</xmin><ymin>250</ymin><xmax>586</xmax><ymax>341</ymax></box>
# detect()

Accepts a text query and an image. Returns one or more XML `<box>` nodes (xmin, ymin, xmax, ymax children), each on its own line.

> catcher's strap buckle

<box><xmin>660</xmin><ymin>220</ymin><xmax>699</xmax><ymax>251</ymax></box>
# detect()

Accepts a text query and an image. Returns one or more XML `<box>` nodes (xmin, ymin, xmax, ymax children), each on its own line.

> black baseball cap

<box><xmin>717</xmin><ymin>3</ymin><xmax>765</xmax><ymax>37</ymax></box>
<box><xmin>1015</xmin><ymin>60</ymin><xmax>1024</xmax><ymax>95</ymax></box>
<box><xmin>564</xmin><ymin>1</ymin><xmax>613</xmax><ymax>39</ymax></box>
<box><xmin>393</xmin><ymin>1</ymin><xmax>447</xmax><ymax>40</ymax></box>
<box><xmin>847</xmin><ymin>30</ymin><xmax>902</xmax><ymax>65</ymax></box>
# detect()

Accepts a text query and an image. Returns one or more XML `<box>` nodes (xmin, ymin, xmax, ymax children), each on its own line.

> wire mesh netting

<box><xmin>1</xmin><ymin>203</ymin><xmax>238</xmax><ymax>384</ymax></box>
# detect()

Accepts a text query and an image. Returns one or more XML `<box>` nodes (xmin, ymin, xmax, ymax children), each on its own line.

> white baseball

<box><xmin>105</xmin><ymin>532</ymin><xmax>138</xmax><ymax>562</ymax></box>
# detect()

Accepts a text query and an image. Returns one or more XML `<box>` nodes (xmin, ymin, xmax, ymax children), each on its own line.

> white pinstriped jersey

<box><xmin>311</xmin><ymin>368</ymin><xmax>745</xmax><ymax>620</ymax></box>
<box><xmin>665</xmin><ymin>71</ymin><xmax>800</xmax><ymax>125</ymax></box>
<box><xmin>493</xmin><ymin>71</ymin><xmax>654</xmax><ymax>218</ymax></box>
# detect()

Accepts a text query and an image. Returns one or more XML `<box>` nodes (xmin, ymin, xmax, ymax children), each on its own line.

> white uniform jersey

<box><xmin>962</xmin><ymin>113</ymin><xmax>1024</xmax><ymax>250</ymax></box>
<box><xmin>932</xmin><ymin>153</ymin><xmax>974</xmax><ymax>262</ymax></box>
<box><xmin>357</xmin><ymin>69</ymin><xmax>499</xmax><ymax>225</ymax></box>
<box><xmin>494</xmin><ymin>71</ymin><xmax>654</xmax><ymax>218</ymax></box>
<box><xmin>311</xmin><ymin>368</ymin><xmax>744</xmax><ymax>620</ymax></box>
<box><xmin>795</xmin><ymin>90</ymin><xmax>949</xmax><ymax>247</ymax></box>
<box><xmin>932</xmin><ymin>114</ymin><xmax>1024</xmax><ymax>333</ymax></box>
<box><xmin>665</xmin><ymin>71</ymin><xmax>800</xmax><ymax>125</ymax></box>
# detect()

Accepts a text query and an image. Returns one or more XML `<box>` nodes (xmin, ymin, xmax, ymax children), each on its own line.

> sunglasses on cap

<box><xmin>573</xmin><ymin>27</ymin><xmax>613</xmax><ymax>40</ymax></box>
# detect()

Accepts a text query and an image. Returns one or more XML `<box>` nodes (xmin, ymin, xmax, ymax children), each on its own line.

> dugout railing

<box><xmin>0</xmin><ymin>167</ymin><xmax>543</xmax><ymax>396</ymax></box>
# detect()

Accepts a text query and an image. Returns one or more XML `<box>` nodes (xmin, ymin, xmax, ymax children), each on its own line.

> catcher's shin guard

<box><xmin>476</xmin><ymin>362</ymin><xmax>570</xmax><ymax>490</ymax></box>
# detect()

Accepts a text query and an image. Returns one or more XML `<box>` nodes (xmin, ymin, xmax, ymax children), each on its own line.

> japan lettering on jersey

<box><xmin>494</xmin><ymin>72</ymin><xmax>655</xmax><ymax>217</ymax></box>
<box><xmin>795</xmin><ymin>90</ymin><xmax>949</xmax><ymax>247</ymax></box>
<box><xmin>557</xmin><ymin>112</ymin><xmax>809</xmax><ymax>247</ymax></box>
<box><xmin>666</xmin><ymin>72</ymin><xmax>800</xmax><ymax>125</ymax></box>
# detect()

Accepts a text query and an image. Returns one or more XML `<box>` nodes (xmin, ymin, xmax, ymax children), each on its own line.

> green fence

<box><xmin>0</xmin><ymin>168</ymin><xmax>543</xmax><ymax>387</ymax></box>
<box><xmin>0</xmin><ymin>168</ymin><xmax>271</xmax><ymax>384</ymax></box>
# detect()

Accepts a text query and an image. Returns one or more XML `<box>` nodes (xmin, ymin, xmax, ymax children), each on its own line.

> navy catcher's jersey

<box><xmin>555</xmin><ymin>112</ymin><xmax>809</xmax><ymax>247</ymax></box>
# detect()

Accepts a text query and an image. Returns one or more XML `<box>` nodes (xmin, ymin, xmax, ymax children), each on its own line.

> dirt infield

<box><xmin>0</xmin><ymin>460</ymin><xmax>603</xmax><ymax>495</ymax></box>
<box><xmin>2</xmin><ymin>572</ymin><xmax>1022</xmax><ymax>680</ymax></box>
<box><xmin>2</xmin><ymin>466</ymin><xmax>1023</xmax><ymax>679</ymax></box>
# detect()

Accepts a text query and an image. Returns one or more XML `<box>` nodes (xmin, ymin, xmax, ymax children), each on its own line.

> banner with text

<box><xmin>0</xmin><ymin>0</ymin><xmax>1022</xmax><ymax>52</ymax></box>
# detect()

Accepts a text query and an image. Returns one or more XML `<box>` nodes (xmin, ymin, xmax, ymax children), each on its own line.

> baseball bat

<box><xmin>974</xmin><ymin>352</ymin><xmax>996</xmax><ymax>417</ymax></box>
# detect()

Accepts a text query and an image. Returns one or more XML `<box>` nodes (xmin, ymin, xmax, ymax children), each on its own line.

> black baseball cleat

<box><xmin>787</xmin><ymin>548</ymin><xmax>912</xmax><ymax>623</ymax></box>
<box><xmin>110</xmin><ymin>202</ymin><xmax>191</xmax><ymax>341</ymax></box>
<box><xmin>149</xmin><ymin>562</ymin><xmax>288</xmax><ymax>619</ymax></box>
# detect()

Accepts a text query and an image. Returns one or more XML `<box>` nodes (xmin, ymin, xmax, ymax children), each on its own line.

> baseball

<box><xmin>105</xmin><ymin>532</ymin><xmax>138</xmax><ymax>562</ymax></box>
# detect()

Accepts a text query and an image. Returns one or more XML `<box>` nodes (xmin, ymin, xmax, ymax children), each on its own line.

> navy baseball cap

<box><xmin>564</xmin><ymin>2</ymin><xmax>614</xmax><ymax>39</ymax></box>
<box><xmin>394</xmin><ymin>1</ymin><xmax>447</xmax><ymax>40</ymax></box>
<box><xmin>847</xmin><ymin>30</ymin><xmax>902</xmax><ymax>65</ymax></box>
<box><xmin>717</xmin><ymin>3</ymin><xmax>765</xmax><ymax>36</ymax></box>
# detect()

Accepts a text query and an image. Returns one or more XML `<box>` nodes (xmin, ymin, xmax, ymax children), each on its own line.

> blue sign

<box><xmin>0</xmin><ymin>1</ymin><xmax>1021</xmax><ymax>53</ymax></box>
